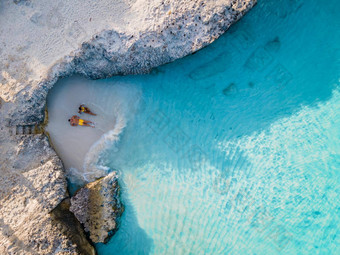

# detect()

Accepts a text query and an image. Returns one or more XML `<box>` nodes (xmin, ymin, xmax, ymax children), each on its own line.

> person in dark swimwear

<box><xmin>78</xmin><ymin>104</ymin><xmax>96</xmax><ymax>115</ymax></box>
<box><xmin>68</xmin><ymin>115</ymin><xmax>94</xmax><ymax>128</ymax></box>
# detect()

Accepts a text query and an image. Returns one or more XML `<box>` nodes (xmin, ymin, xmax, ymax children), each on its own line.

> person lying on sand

<box><xmin>68</xmin><ymin>115</ymin><xmax>94</xmax><ymax>128</ymax></box>
<box><xmin>78</xmin><ymin>104</ymin><xmax>96</xmax><ymax>115</ymax></box>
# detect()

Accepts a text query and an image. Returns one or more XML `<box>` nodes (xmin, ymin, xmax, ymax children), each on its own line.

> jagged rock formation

<box><xmin>70</xmin><ymin>172</ymin><xmax>124</xmax><ymax>243</ymax></box>
<box><xmin>0</xmin><ymin>0</ymin><xmax>256</xmax><ymax>253</ymax></box>
<box><xmin>0</xmin><ymin>135</ymin><xmax>93</xmax><ymax>254</ymax></box>
<box><xmin>50</xmin><ymin>199</ymin><xmax>96</xmax><ymax>255</ymax></box>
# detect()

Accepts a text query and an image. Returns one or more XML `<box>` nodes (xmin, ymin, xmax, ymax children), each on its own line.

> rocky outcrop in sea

<box><xmin>70</xmin><ymin>172</ymin><xmax>124</xmax><ymax>243</ymax></box>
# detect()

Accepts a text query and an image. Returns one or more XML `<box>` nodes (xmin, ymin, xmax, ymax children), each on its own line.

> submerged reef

<box><xmin>0</xmin><ymin>0</ymin><xmax>256</xmax><ymax>253</ymax></box>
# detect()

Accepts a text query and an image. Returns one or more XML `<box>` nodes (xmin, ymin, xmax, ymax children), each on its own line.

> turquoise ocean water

<box><xmin>48</xmin><ymin>0</ymin><xmax>340</xmax><ymax>254</ymax></box>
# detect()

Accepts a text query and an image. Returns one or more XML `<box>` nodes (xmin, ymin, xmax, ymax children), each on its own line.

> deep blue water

<box><xmin>48</xmin><ymin>0</ymin><xmax>340</xmax><ymax>254</ymax></box>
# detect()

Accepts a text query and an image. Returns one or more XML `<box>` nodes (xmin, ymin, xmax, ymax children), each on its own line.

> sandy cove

<box><xmin>0</xmin><ymin>0</ymin><xmax>256</xmax><ymax>254</ymax></box>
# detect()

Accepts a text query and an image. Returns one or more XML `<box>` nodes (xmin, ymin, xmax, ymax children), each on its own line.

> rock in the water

<box><xmin>70</xmin><ymin>172</ymin><xmax>124</xmax><ymax>243</ymax></box>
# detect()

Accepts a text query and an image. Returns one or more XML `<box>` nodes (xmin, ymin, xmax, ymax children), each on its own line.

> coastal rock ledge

<box><xmin>70</xmin><ymin>172</ymin><xmax>124</xmax><ymax>244</ymax></box>
<box><xmin>0</xmin><ymin>0</ymin><xmax>256</xmax><ymax>254</ymax></box>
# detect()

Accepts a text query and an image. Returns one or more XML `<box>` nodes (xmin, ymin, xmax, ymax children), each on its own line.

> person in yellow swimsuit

<box><xmin>68</xmin><ymin>115</ymin><xmax>94</xmax><ymax>128</ymax></box>
<box><xmin>78</xmin><ymin>104</ymin><xmax>96</xmax><ymax>115</ymax></box>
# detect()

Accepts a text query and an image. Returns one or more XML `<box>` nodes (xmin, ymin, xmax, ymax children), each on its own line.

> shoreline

<box><xmin>0</xmin><ymin>1</ymin><xmax>256</xmax><ymax>253</ymax></box>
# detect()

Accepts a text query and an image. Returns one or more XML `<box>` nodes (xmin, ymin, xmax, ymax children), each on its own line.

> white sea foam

<box><xmin>82</xmin><ymin>114</ymin><xmax>126</xmax><ymax>182</ymax></box>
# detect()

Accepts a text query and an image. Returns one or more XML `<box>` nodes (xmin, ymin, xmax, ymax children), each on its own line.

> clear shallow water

<box><xmin>47</xmin><ymin>0</ymin><xmax>340</xmax><ymax>254</ymax></box>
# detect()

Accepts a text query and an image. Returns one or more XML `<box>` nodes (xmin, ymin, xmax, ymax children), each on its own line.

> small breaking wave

<box><xmin>82</xmin><ymin>114</ymin><xmax>126</xmax><ymax>182</ymax></box>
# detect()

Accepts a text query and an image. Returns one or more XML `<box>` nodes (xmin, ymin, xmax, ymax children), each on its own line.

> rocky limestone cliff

<box><xmin>0</xmin><ymin>0</ymin><xmax>256</xmax><ymax>253</ymax></box>
<box><xmin>70</xmin><ymin>172</ymin><xmax>124</xmax><ymax>243</ymax></box>
<box><xmin>0</xmin><ymin>135</ymin><xmax>93</xmax><ymax>254</ymax></box>
<box><xmin>50</xmin><ymin>198</ymin><xmax>96</xmax><ymax>255</ymax></box>
<box><xmin>0</xmin><ymin>0</ymin><xmax>256</xmax><ymax>124</ymax></box>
